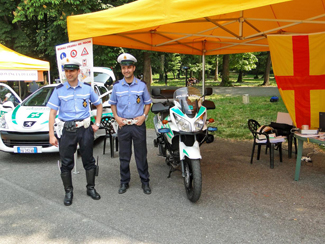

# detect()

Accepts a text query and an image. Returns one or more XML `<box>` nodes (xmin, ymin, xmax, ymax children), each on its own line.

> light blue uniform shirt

<box><xmin>47</xmin><ymin>81</ymin><xmax>101</xmax><ymax>121</ymax></box>
<box><xmin>109</xmin><ymin>77</ymin><xmax>152</xmax><ymax>118</ymax></box>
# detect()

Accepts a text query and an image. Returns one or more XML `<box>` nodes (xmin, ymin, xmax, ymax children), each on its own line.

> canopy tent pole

<box><xmin>202</xmin><ymin>53</ymin><xmax>205</xmax><ymax>94</ymax></box>
<box><xmin>202</xmin><ymin>40</ymin><xmax>206</xmax><ymax>94</ymax></box>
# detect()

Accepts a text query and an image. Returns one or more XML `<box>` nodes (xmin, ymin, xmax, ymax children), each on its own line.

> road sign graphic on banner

<box><xmin>81</xmin><ymin>47</ymin><xmax>89</xmax><ymax>56</ymax></box>
<box><xmin>70</xmin><ymin>50</ymin><xmax>77</xmax><ymax>57</ymax></box>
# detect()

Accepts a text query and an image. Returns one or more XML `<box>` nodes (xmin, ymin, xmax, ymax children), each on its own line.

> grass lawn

<box><xmin>151</xmin><ymin>72</ymin><xmax>278</xmax><ymax>88</ymax></box>
<box><xmin>146</xmin><ymin>91</ymin><xmax>287</xmax><ymax>141</ymax></box>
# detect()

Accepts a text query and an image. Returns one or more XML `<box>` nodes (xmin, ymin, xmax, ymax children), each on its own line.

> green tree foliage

<box><xmin>111</xmin><ymin>0</ymin><xmax>137</xmax><ymax>7</ymax></box>
<box><xmin>229</xmin><ymin>53</ymin><xmax>258</xmax><ymax>82</ymax></box>
<box><xmin>12</xmin><ymin>0</ymin><xmax>116</xmax><ymax>80</ymax></box>
<box><xmin>0</xmin><ymin>0</ymin><xmax>30</xmax><ymax>53</ymax></box>
<box><xmin>180</xmin><ymin>54</ymin><xmax>199</xmax><ymax>78</ymax></box>
<box><xmin>165</xmin><ymin>53</ymin><xmax>181</xmax><ymax>79</ymax></box>
<box><xmin>0</xmin><ymin>0</ymin><xmax>135</xmax><ymax>81</ymax></box>
<box><xmin>253</xmin><ymin>52</ymin><xmax>271</xmax><ymax>79</ymax></box>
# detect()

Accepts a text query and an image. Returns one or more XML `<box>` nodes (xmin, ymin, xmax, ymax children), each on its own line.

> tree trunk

<box><xmin>237</xmin><ymin>70</ymin><xmax>243</xmax><ymax>83</ymax></box>
<box><xmin>214</xmin><ymin>55</ymin><xmax>219</xmax><ymax>81</ymax></box>
<box><xmin>254</xmin><ymin>64</ymin><xmax>259</xmax><ymax>79</ymax></box>
<box><xmin>220</xmin><ymin>54</ymin><xmax>231</xmax><ymax>87</ymax></box>
<box><xmin>177</xmin><ymin>69</ymin><xmax>181</xmax><ymax>79</ymax></box>
<box><xmin>19</xmin><ymin>81</ymin><xmax>28</xmax><ymax>99</ymax></box>
<box><xmin>143</xmin><ymin>52</ymin><xmax>152</xmax><ymax>92</ymax></box>
<box><xmin>262</xmin><ymin>51</ymin><xmax>271</xmax><ymax>86</ymax></box>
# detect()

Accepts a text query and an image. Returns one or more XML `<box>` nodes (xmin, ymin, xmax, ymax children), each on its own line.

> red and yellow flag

<box><xmin>268</xmin><ymin>33</ymin><xmax>325</xmax><ymax>129</ymax></box>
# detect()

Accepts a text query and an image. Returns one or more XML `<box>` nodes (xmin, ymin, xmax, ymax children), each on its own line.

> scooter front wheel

<box><xmin>183</xmin><ymin>158</ymin><xmax>202</xmax><ymax>203</ymax></box>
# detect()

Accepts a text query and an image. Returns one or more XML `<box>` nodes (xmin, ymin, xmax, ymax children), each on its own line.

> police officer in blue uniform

<box><xmin>47</xmin><ymin>58</ymin><xmax>103</xmax><ymax>206</ymax></box>
<box><xmin>109</xmin><ymin>53</ymin><xmax>152</xmax><ymax>194</ymax></box>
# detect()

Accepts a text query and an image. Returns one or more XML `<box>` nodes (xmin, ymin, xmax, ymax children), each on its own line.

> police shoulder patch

<box><xmin>134</xmin><ymin>78</ymin><xmax>145</xmax><ymax>84</ymax></box>
<box><xmin>83</xmin><ymin>83</ymin><xmax>91</xmax><ymax>86</ymax></box>
<box><xmin>55</xmin><ymin>84</ymin><xmax>64</xmax><ymax>89</ymax></box>
<box><xmin>113</xmin><ymin>81</ymin><xmax>120</xmax><ymax>86</ymax></box>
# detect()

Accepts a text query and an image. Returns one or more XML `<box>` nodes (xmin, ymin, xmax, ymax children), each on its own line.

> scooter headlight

<box><xmin>0</xmin><ymin>115</ymin><xmax>8</xmax><ymax>129</ymax></box>
<box><xmin>174</xmin><ymin>114</ymin><xmax>191</xmax><ymax>132</ymax></box>
<box><xmin>194</xmin><ymin>116</ymin><xmax>205</xmax><ymax>131</ymax></box>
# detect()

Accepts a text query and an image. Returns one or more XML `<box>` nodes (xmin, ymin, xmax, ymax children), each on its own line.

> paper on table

<box><xmin>294</xmin><ymin>132</ymin><xmax>322</xmax><ymax>138</ymax></box>
<box><xmin>257</xmin><ymin>136</ymin><xmax>286</xmax><ymax>143</ymax></box>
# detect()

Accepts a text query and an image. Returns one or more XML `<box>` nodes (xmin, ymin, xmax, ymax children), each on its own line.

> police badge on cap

<box><xmin>62</xmin><ymin>58</ymin><xmax>82</xmax><ymax>70</ymax></box>
<box><xmin>117</xmin><ymin>53</ymin><xmax>137</xmax><ymax>66</ymax></box>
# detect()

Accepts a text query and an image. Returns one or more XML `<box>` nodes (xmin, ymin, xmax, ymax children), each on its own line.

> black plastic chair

<box><xmin>248</xmin><ymin>119</ymin><xmax>283</xmax><ymax>169</ymax></box>
<box><xmin>100</xmin><ymin>116</ymin><xmax>118</xmax><ymax>157</ymax></box>
<box><xmin>269</xmin><ymin>122</ymin><xmax>297</xmax><ymax>158</ymax></box>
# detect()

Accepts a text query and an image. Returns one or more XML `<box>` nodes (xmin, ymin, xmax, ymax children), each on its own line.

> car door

<box><xmin>0</xmin><ymin>83</ymin><xmax>22</xmax><ymax>116</ymax></box>
<box><xmin>97</xmin><ymin>85</ymin><xmax>110</xmax><ymax>105</ymax></box>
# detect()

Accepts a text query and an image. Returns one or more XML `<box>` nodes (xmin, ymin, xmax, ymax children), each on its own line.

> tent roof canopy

<box><xmin>68</xmin><ymin>0</ymin><xmax>325</xmax><ymax>55</ymax></box>
<box><xmin>0</xmin><ymin>44</ymin><xmax>49</xmax><ymax>71</ymax></box>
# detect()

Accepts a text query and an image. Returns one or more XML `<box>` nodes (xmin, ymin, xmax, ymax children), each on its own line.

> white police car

<box><xmin>93</xmin><ymin>67</ymin><xmax>116</xmax><ymax>85</ymax></box>
<box><xmin>0</xmin><ymin>82</ymin><xmax>114</xmax><ymax>154</ymax></box>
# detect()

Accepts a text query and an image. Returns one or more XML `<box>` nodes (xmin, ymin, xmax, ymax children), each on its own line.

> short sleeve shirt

<box><xmin>47</xmin><ymin>81</ymin><xmax>101</xmax><ymax>121</ymax></box>
<box><xmin>109</xmin><ymin>77</ymin><xmax>152</xmax><ymax>118</ymax></box>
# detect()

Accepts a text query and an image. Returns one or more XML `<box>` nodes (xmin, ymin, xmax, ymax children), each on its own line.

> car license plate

<box><xmin>14</xmin><ymin>146</ymin><xmax>39</xmax><ymax>153</ymax></box>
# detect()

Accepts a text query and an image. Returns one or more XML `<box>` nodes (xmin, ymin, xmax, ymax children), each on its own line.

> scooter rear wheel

<box><xmin>183</xmin><ymin>158</ymin><xmax>202</xmax><ymax>202</ymax></box>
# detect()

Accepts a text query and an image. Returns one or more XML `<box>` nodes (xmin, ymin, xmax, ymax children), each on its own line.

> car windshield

<box><xmin>173</xmin><ymin>87</ymin><xmax>202</xmax><ymax>115</ymax></box>
<box><xmin>94</xmin><ymin>72</ymin><xmax>111</xmax><ymax>83</ymax></box>
<box><xmin>22</xmin><ymin>86</ymin><xmax>55</xmax><ymax>106</ymax></box>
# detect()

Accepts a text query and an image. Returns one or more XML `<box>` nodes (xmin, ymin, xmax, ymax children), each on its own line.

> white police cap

<box><xmin>62</xmin><ymin>58</ymin><xmax>81</xmax><ymax>70</ymax></box>
<box><xmin>117</xmin><ymin>53</ymin><xmax>137</xmax><ymax>66</ymax></box>
<box><xmin>5</xmin><ymin>93</ymin><xmax>11</xmax><ymax>98</ymax></box>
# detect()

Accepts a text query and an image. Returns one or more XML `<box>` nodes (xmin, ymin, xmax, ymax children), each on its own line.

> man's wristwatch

<box><xmin>95</xmin><ymin>122</ymin><xmax>100</xmax><ymax>127</ymax></box>
<box><xmin>143</xmin><ymin>113</ymin><xmax>148</xmax><ymax>119</ymax></box>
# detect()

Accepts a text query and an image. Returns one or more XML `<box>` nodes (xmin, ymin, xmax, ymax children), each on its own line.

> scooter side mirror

<box><xmin>204</xmin><ymin>87</ymin><xmax>213</xmax><ymax>96</ymax></box>
<box><xmin>202</xmin><ymin>100</ymin><xmax>215</xmax><ymax>110</ymax></box>
<box><xmin>152</xmin><ymin>88</ymin><xmax>161</xmax><ymax>96</ymax></box>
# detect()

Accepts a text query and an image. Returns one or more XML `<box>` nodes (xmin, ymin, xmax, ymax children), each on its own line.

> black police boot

<box><xmin>61</xmin><ymin>172</ymin><xmax>73</xmax><ymax>206</ymax></box>
<box><xmin>142</xmin><ymin>183</ymin><xmax>151</xmax><ymax>195</ymax></box>
<box><xmin>86</xmin><ymin>168</ymin><xmax>101</xmax><ymax>200</ymax></box>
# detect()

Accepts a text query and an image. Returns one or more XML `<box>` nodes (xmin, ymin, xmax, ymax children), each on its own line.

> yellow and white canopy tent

<box><xmin>67</xmin><ymin>0</ymin><xmax>325</xmax><ymax>55</ymax></box>
<box><xmin>67</xmin><ymin>0</ymin><xmax>293</xmax><ymax>55</ymax></box>
<box><xmin>67</xmin><ymin>0</ymin><xmax>291</xmax><ymax>91</ymax></box>
<box><xmin>67</xmin><ymin>0</ymin><xmax>325</xmax><ymax>129</ymax></box>
<box><xmin>0</xmin><ymin>44</ymin><xmax>50</xmax><ymax>97</ymax></box>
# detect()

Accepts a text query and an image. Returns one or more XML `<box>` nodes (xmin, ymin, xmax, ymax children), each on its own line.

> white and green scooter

<box><xmin>151</xmin><ymin>86</ymin><xmax>217</xmax><ymax>203</ymax></box>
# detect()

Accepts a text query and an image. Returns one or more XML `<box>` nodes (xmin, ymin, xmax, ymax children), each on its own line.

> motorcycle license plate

<box><xmin>14</xmin><ymin>146</ymin><xmax>40</xmax><ymax>153</ymax></box>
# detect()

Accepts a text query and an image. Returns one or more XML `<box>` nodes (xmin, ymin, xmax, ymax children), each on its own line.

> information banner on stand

<box><xmin>55</xmin><ymin>38</ymin><xmax>94</xmax><ymax>86</ymax></box>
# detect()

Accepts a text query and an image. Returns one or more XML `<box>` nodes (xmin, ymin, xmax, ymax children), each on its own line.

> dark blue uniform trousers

<box><xmin>118</xmin><ymin>123</ymin><xmax>150</xmax><ymax>184</ymax></box>
<box><xmin>59</xmin><ymin>126</ymin><xmax>96</xmax><ymax>173</ymax></box>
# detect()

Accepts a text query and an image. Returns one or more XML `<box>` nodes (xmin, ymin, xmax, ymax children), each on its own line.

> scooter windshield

<box><xmin>173</xmin><ymin>87</ymin><xmax>202</xmax><ymax>115</ymax></box>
